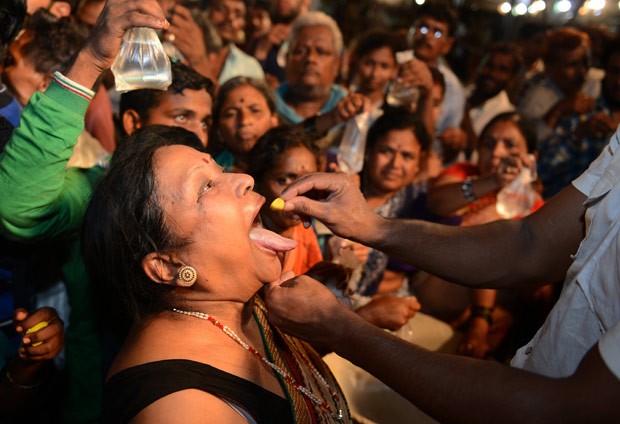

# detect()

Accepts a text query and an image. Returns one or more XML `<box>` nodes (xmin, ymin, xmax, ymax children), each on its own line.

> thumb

<box><xmin>406</xmin><ymin>296</ymin><xmax>421</xmax><ymax>311</ymax></box>
<box><xmin>266</xmin><ymin>271</ymin><xmax>296</xmax><ymax>291</ymax></box>
<box><xmin>279</xmin><ymin>270</ymin><xmax>296</xmax><ymax>283</ymax></box>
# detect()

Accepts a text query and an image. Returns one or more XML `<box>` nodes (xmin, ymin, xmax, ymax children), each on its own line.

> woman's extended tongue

<box><xmin>249</xmin><ymin>227</ymin><xmax>297</xmax><ymax>252</ymax></box>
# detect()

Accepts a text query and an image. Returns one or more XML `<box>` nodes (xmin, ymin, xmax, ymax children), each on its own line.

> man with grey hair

<box><xmin>275</xmin><ymin>11</ymin><xmax>370</xmax><ymax>136</ymax></box>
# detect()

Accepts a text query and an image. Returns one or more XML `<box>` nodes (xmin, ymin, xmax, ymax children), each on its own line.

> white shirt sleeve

<box><xmin>598</xmin><ymin>320</ymin><xmax>620</xmax><ymax>382</ymax></box>
<box><xmin>572</xmin><ymin>128</ymin><xmax>620</xmax><ymax>196</ymax></box>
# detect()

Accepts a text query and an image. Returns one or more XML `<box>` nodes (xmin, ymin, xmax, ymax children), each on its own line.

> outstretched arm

<box><xmin>264</xmin><ymin>277</ymin><xmax>620</xmax><ymax>424</ymax></box>
<box><xmin>280</xmin><ymin>173</ymin><xmax>585</xmax><ymax>289</ymax></box>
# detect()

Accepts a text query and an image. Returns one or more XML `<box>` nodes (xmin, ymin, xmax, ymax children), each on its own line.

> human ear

<box><xmin>141</xmin><ymin>253</ymin><xmax>179</xmax><ymax>286</ymax></box>
<box><xmin>122</xmin><ymin>110</ymin><xmax>143</xmax><ymax>136</ymax></box>
<box><xmin>40</xmin><ymin>74</ymin><xmax>52</xmax><ymax>92</ymax></box>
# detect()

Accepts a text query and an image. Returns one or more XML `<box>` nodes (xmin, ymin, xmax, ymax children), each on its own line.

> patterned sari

<box><xmin>253</xmin><ymin>297</ymin><xmax>351</xmax><ymax>423</ymax></box>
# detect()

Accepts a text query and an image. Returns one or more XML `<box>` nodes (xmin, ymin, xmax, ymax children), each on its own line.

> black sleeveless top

<box><xmin>103</xmin><ymin>359</ymin><xmax>293</xmax><ymax>423</ymax></box>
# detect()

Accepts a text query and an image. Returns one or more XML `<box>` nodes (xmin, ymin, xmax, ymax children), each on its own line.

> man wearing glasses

<box><xmin>411</xmin><ymin>3</ymin><xmax>467</xmax><ymax>164</ymax></box>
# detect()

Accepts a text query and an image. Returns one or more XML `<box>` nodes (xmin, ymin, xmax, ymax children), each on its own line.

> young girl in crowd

<box><xmin>248</xmin><ymin>125</ymin><xmax>323</xmax><ymax>275</ymax></box>
<box><xmin>346</xmin><ymin>29</ymin><xmax>405</xmax><ymax>107</ymax></box>
<box><xmin>211</xmin><ymin>76</ymin><xmax>278</xmax><ymax>172</ymax></box>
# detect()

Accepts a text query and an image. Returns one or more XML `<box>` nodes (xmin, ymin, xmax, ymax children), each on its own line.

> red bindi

<box><xmin>202</xmin><ymin>157</ymin><xmax>210</xmax><ymax>164</ymax></box>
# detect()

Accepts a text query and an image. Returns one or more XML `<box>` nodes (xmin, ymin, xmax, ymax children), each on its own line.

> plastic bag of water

<box><xmin>337</xmin><ymin>110</ymin><xmax>380</xmax><ymax>174</ymax></box>
<box><xmin>111</xmin><ymin>27</ymin><xmax>172</xmax><ymax>92</ymax></box>
<box><xmin>496</xmin><ymin>156</ymin><xmax>537</xmax><ymax>219</ymax></box>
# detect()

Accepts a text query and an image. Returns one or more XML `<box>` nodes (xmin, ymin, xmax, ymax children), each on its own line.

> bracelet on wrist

<box><xmin>470</xmin><ymin>305</ymin><xmax>494</xmax><ymax>326</ymax></box>
<box><xmin>461</xmin><ymin>176</ymin><xmax>477</xmax><ymax>202</ymax></box>
<box><xmin>4</xmin><ymin>365</ymin><xmax>46</xmax><ymax>390</ymax></box>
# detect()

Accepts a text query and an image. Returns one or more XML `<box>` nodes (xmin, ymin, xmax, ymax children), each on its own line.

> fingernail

<box><xmin>22</xmin><ymin>337</ymin><xmax>30</xmax><ymax>344</ymax></box>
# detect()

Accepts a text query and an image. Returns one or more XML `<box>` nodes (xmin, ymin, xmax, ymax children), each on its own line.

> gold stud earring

<box><xmin>177</xmin><ymin>265</ymin><xmax>197</xmax><ymax>286</ymax></box>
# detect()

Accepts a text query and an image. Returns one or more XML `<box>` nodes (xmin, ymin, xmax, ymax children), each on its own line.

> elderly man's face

<box><xmin>286</xmin><ymin>25</ymin><xmax>339</xmax><ymax>99</ymax></box>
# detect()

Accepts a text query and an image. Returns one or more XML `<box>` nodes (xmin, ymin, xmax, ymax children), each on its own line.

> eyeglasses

<box><xmin>417</xmin><ymin>24</ymin><xmax>444</xmax><ymax>39</ymax></box>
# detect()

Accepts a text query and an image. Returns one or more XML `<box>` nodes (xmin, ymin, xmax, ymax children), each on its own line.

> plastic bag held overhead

<box><xmin>111</xmin><ymin>27</ymin><xmax>172</xmax><ymax>92</ymax></box>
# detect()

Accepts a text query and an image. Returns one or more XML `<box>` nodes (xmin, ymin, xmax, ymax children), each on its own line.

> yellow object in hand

<box><xmin>26</xmin><ymin>321</ymin><xmax>49</xmax><ymax>347</ymax></box>
<box><xmin>270</xmin><ymin>197</ymin><xmax>285</xmax><ymax>211</ymax></box>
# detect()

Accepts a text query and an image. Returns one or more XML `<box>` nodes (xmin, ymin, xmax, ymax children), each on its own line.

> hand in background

<box><xmin>15</xmin><ymin>307</ymin><xmax>64</xmax><ymax>361</ymax></box>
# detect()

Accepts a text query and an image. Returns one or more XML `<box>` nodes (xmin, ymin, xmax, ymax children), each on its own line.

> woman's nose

<box><xmin>493</xmin><ymin>141</ymin><xmax>509</xmax><ymax>157</ymax></box>
<box><xmin>235</xmin><ymin>173</ymin><xmax>255</xmax><ymax>197</ymax></box>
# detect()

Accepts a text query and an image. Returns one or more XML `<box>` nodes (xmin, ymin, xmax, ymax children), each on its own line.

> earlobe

<box><xmin>40</xmin><ymin>76</ymin><xmax>51</xmax><ymax>92</ymax></box>
<box><xmin>122</xmin><ymin>110</ymin><xmax>143</xmax><ymax>136</ymax></box>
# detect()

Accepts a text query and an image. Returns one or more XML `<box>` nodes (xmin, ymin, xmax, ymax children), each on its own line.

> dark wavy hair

<box><xmin>20</xmin><ymin>10</ymin><xmax>87</xmax><ymax>75</ymax></box>
<box><xmin>82</xmin><ymin>126</ymin><xmax>205</xmax><ymax>322</ymax></box>
<box><xmin>0</xmin><ymin>0</ymin><xmax>26</xmax><ymax>49</ymax></box>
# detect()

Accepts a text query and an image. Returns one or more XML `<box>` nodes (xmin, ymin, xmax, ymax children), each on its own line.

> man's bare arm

<box><xmin>281</xmin><ymin>173</ymin><xmax>586</xmax><ymax>289</ymax></box>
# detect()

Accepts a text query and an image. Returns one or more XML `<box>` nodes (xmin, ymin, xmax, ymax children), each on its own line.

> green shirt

<box><xmin>0</xmin><ymin>74</ymin><xmax>103</xmax><ymax>423</ymax></box>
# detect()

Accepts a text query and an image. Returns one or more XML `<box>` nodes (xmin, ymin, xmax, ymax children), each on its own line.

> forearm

<box><xmin>65</xmin><ymin>49</ymin><xmax>106</xmax><ymax>91</ymax></box>
<box><xmin>361</xmin><ymin>185</ymin><xmax>585</xmax><ymax>288</ymax></box>
<box><xmin>0</xmin><ymin>76</ymin><xmax>93</xmax><ymax>239</ymax></box>
<box><xmin>332</xmin><ymin>311</ymin><xmax>613</xmax><ymax>424</ymax></box>
<box><xmin>0</xmin><ymin>359</ymin><xmax>50</xmax><ymax>417</ymax></box>
<box><xmin>367</xmin><ymin>218</ymin><xmax>528</xmax><ymax>288</ymax></box>
<box><xmin>428</xmin><ymin>176</ymin><xmax>501</xmax><ymax>217</ymax></box>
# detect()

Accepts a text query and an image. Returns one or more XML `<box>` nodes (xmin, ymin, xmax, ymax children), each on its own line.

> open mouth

<box><xmin>248</xmin><ymin>205</ymin><xmax>297</xmax><ymax>253</ymax></box>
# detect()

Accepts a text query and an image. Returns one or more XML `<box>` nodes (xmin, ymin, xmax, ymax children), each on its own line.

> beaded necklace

<box><xmin>171</xmin><ymin>307</ymin><xmax>344</xmax><ymax>422</ymax></box>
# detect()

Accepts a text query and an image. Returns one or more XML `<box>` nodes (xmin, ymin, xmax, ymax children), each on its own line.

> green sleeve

<box><xmin>0</xmin><ymin>80</ymin><xmax>102</xmax><ymax>241</ymax></box>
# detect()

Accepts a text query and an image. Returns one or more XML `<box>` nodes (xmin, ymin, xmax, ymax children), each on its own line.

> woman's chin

<box><xmin>254</xmin><ymin>256</ymin><xmax>284</xmax><ymax>286</ymax></box>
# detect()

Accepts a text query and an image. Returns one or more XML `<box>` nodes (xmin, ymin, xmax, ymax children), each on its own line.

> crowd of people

<box><xmin>0</xmin><ymin>0</ymin><xmax>619</xmax><ymax>422</ymax></box>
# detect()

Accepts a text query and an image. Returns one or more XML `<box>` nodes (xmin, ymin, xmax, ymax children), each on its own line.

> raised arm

<box><xmin>280</xmin><ymin>172</ymin><xmax>586</xmax><ymax>289</ymax></box>
<box><xmin>264</xmin><ymin>276</ymin><xmax>620</xmax><ymax>424</ymax></box>
<box><xmin>0</xmin><ymin>0</ymin><xmax>169</xmax><ymax>241</ymax></box>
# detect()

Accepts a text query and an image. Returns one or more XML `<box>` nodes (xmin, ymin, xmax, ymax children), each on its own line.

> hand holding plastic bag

<box><xmin>111</xmin><ymin>27</ymin><xmax>171</xmax><ymax>92</ymax></box>
<box><xmin>496</xmin><ymin>156</ymin><xmax>537</xmax><ymax>219</ymax></box>
<box><xmin>337</xmin><ymin>109</ymin><xmax>381</xmax><ymax>174</ymax></box>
